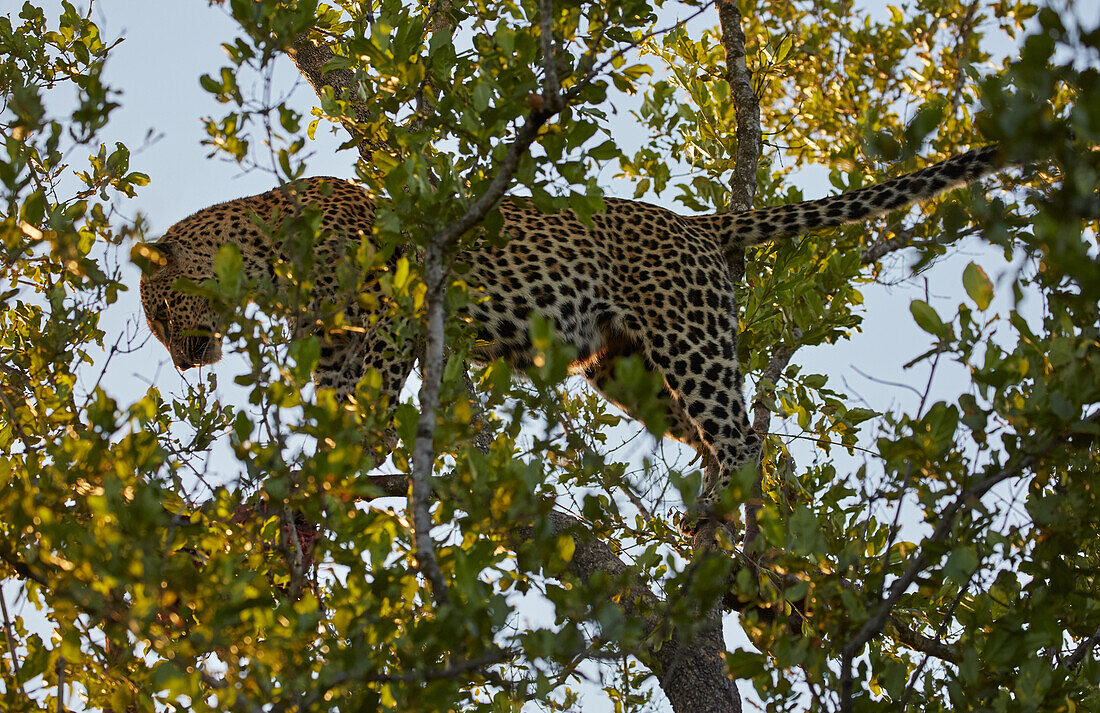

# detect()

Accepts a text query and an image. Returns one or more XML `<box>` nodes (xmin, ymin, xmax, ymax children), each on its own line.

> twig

<box><xmin>850</xmin><ymin>365</ymin><xmax>925</xmax><ymax>400</ymax></box>
<box><xmin>0</xmin><ymin>585</ymin><xmax>22</xmax><ymax>682</ymax></box>
<box><xmin>564</xmin><ymin>3</ymin><xmax>715</xmax><ymax>105</ymax></box>
<box><xmin>280</xmin><ymin>503</ymin><xmax>307</xmax><ymax>602</ymax></box>
<box><xmin>462</xmin><ymin>369</ymin><xmax>493</xmax><ymax>454</ymax></box>
<box><xmin>361</xmin><ymin>649</ymin><xmax>512</xmax><ymax>683</ymax></box>
<box><xmin>57</xmin><ymin>655</ymin><xmax>66</xmax><ymax>713</ymax></box>
<box><xmin>947</xmin><ymin>0</ymin><xmax>981</xmax><ymax>118</ymax></box>
<box><xmin>772</xmin><ymin>432</ymin><xmax>880</xmax><ymax>457</ymax></box>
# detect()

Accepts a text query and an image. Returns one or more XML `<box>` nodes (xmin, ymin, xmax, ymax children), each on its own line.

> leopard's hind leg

<box><xmin>621</xmin><ymin>266</ymin><xmax>760</xmax><ymax>516</ymax></box>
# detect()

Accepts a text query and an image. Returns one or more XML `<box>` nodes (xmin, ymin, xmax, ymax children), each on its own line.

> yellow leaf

<box><xmin>558</xmin><ymin>534</ymin><xmax>575</xmax><ymax>563</ymax></box>
<box><xmin>393</xmin><ymin>257</ymin><xmax>410</xmax><ymax>290</ymax></box>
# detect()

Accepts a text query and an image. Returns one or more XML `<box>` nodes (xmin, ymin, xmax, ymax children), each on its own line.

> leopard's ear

<box><xmin>131</xmin><ymin>241</ymin><xmax>175</xmax><ymax>272</ymax></box>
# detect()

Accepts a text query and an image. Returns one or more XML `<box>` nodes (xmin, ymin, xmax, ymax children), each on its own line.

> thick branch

<box><xmin>517</xmin><ymin>512</ymin><xmax>741</xmax><ymax>713</ymax></box>
<box><xmin>715</xmin><ymin>0</ymin><xmax>772</xmax><ymax>555</ymax></box>
<box><xmin>718</xmin><ymin>0</ymin><xmax>761</xmax><ymax>216</ymax></box>
<box><xmin>285</xmin><ymin>36</ymin><xmax>383</xmax><ymax>161</ymax></box>
<box><xmin>538</xmin><ymin>0</ymin><xmax>562</xmax><ymax>109</ymax></box>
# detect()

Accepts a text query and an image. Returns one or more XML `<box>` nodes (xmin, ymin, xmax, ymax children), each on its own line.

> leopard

<box><xmin>140</xmin><ymin>146</ymin><xmax>1005</xmax><ymax>516</ymax></box>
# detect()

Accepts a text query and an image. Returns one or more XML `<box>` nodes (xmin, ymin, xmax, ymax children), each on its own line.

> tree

<box><xmin>1</xmin><ymin>0</ymin><xmax>1097</xmax><ymax>711</ymax></box>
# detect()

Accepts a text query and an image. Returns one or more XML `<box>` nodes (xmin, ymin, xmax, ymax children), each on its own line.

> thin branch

<box><xmin>431</xmin><ymin>112</ymin><xmax>552</xmax><ymax>249</ymax></box>
<box><xmin>839</xmin><ymin>411</ymin><xmax>1100</xmax><ymax>710</ymax></box>
<box><xmin>742</xmin><ymin>341</ymin><xmax>798</xmax><ymax>549</ymax></box>
<box><xmin>279</xmin><ymin>504</ymin><xmax>307</xmax><ymax>602</ymax></box>
<box><xmin>0</xmin><ymin>545</ymin><xmax>48</xmax><ymax>588</ymax></box>
<box><xmin>410</xmin><ymin>235</ymin><xmax>453</xmax><ymax>606</ymax></box>
<box><xmin>1065</xmin><ymin>624</ymin><xmax>1100</xmax><ymax>670</ymax></box>
<box><xmin>462</xmin><ymin>369</ymin><xmax>493</xmax><ymax>454</ymax></box>
<box><xmin>408</xmin><ymin>5</ymin><xmax>459</xmax><ymax>611</ymax></box>
<box><xmin>301</xmin><ymin>647</ymin><xmax>513</xmax><ymax>708</ymax></box>
<box><xmin>361</xmin><ymin>649</ymin><xmax>512</xmax><ymax>684</ymax></box>
<box><xmin>860</xmin><ymin>222</ymin><xmax>982</xmax><ymax>265</ymax></box>
<box><xmin>860</xmin><ymin>227</ymin><xmax>918</xmax><ymax>265</ymax></box>
<box><xmin>888</xmin><ymin>616</ymin><xmax>959</xmax><ymax>664</ymax></box>
<box><xmin>898</xmin><ymin>575</ymin><xmax>972</xmax><ymax>711</ymax></box>
<box><xmin>56</xmin><ymin>655</ymin><xmax>66</xmax><ymax>713</ymax></box>
<box><xmin>947</xmin><ymin>0</ymin><xmax>981</xmax><ymax>117</ymax></box>
<box><xmin>0</xmin><ymin>585</ymin><xmax>23</xmax><ymax>683</ymax></box>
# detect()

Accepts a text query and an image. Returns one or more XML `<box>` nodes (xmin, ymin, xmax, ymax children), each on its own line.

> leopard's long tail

<box><xmin>694</xmin><ymin>146</ymin><xmax>1005</xmax><ymax>251</ymax></box>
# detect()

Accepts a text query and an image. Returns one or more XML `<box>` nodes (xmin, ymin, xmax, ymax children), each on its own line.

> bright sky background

<box><xmin>6</xmin><ymin>0</ymin><xmax>1096</xmax><ymax>709</ymax></box>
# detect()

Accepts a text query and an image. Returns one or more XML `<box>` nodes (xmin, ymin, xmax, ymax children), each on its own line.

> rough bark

<box><xmin>718</xmin><ymin>0</ymin><xmax>762</xmax><ymax>287</ymax></box>
<box><xmin>718</xmin><ymin>0</ymin><xmax>761</xmax><ymax>215</ymax></box>
<box><xmin>714</xmin><ymin>0</ymin><xmax>776</xmax><ymax>556</ymax></box>
<box><xmin>284</xmin><ymin>36</ymin><xmax>383</xmax><ymax>162</ymax></box>
<box><xmin>520</xmin><ymin>512</ymin><xmax>741</xmax><ymax>713</ymax></box>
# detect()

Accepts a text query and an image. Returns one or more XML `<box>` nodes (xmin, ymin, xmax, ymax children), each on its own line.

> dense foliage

<box><xmin>1</xmin><ymin>0</ymin><xmax>1097</xmax><ymax>711</ymax></box>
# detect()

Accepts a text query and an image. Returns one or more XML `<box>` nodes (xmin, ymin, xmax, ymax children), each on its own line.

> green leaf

<box><xmin>910</xmin><ymin>300</ymin><xmax>947</xmax><ymax>338</ymax></box>
<box><xmin>945</xmin><ymin>546</ymin><xmax>979</xmax><ymax>585</ymax></box>
<box><xmin>963</xmin><ymin>262</ymin><xmax>994</xmax><ymax>311</ymax></box>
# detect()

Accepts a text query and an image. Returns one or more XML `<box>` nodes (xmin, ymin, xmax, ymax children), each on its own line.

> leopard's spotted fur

<box><xmin>140</xmin><ymin>146</ymin><xmax>1003</xmax><ymax>509</ymax></box>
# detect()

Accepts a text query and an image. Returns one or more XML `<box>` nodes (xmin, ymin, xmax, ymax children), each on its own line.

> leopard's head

<box><xmin>138</xmin><ymin>240</ymin><xmax>223</xmax><ymax>370</ymax></box>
